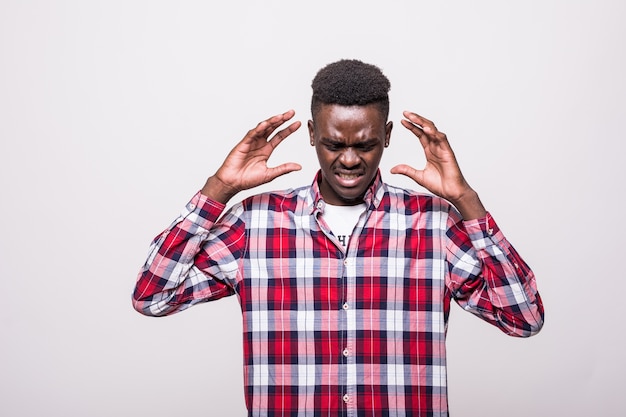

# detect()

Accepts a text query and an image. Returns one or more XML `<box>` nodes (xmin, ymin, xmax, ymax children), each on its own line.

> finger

<box><xmin>390</xmin><ymin>164</ymin><xmax>425</xmax><ymax>186</ymax></box>
<box><xmin>400</xmin><ymin>118</ymin><xmax>430</xmax><ymax>150</ymax></box>
<box><xmin>262</xmin><ymin>110</ymin><xmax>296</xmax><ymax>134</ymax></box>
<box><xmin>401</xmin><ymin>116</ymin><xmax>450</xmax><ymax>151</ymax></box>
<box><xmin>267</xmin><ymin>120</ymin><xmax>301</xmax><ymax>149</ymax></box>
<box><xmin>247</xmin><ymin>110</ymin><xmax>297</xmax><ymax>141</ymax></box>
<box><xmin>400</xmin><ymin>118</ymin><xmax>424</xmax><ymax>135</ymax></box>
<box><xmin>402</xmin><ymin>111</ymin><xmax>441</xmax><ymax>137</ymax></box>
<box><xmin>265</xmin><ymin>162</ymin><xmax>303</xmax><ymax>182</ymax></box>
<box><xmin>402</xmin><ymin>111</ymin><xmax>435</xmax><ymax>130</ymax></box>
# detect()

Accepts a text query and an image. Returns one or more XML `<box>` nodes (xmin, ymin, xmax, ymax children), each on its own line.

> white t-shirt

<box><xmin>321</xmin><ymin>203</ymin><xmax>366</xmax><ymax>248</ymax></box>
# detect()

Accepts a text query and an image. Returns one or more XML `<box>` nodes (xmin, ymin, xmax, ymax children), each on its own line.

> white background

<box><xmin>1</xmin><ymin>1</ymin><xmax>625</xmax><ymax>416</ymax></box>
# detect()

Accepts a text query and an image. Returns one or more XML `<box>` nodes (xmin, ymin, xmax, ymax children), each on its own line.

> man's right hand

<box><xmin>201</xmin><ymin>110</ymin><xmax>302</xmax><ymax>204</ymax></box>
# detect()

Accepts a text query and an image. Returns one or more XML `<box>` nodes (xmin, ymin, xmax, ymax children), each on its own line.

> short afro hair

<box><xmin>311</xmin><ymin>59</ymin><xmax>391</xmax><ymax>120</ymax></box>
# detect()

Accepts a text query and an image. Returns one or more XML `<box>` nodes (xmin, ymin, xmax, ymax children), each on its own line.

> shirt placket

<box><xmin>341</xmin><ymin>210</ymin><xmax>369</xmax><ymax>416</ymax></box>
<box><xmin>342</xmin><ymin>255</ymin><xmax>357</xmax><ymax>415</ymax></box>
<box><xmin>313</xmin><ymin>198</ymin><xmax>371</xmax><ymax>415</ymax></box>
<box><xmin>313</xmin><ymin>201</ymin><xmax>349</xmax><ymax>413</ymax></box>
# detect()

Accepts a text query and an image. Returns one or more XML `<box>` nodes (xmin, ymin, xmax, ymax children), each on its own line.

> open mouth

<box><xmin>338</xmin><ymin>173</ymin><xmax>361</xmax><ymax>180</ymax></box>
<box><xmin>335</xmin><ymin>171</ymin><xmax>364</xmax><ymax>187</ymax></box>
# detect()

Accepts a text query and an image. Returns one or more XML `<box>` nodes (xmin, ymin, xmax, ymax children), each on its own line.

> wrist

<box><xmin>201</xmin><ymin>175</ymin><xmax>239</xmax><ymax>204</ymax></box>
<box><xmin>449</xmin><ymin>189</ymin><xmax>487</xmax><ymax>220</ymax></box>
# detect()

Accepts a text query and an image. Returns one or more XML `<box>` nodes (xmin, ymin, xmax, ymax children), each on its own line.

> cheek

<box><xmin>316</xmin><ymin>149</ymin><xmax>334</xmax><ymax>167</ymax></box>
<box><xmin>367</xmin><ymin>150</ymin><xmax>384</xmax><ymax>165</ymax></box>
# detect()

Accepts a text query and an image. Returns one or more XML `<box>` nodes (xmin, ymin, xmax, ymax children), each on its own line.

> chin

<box><xmin>336</xmin><ymin>190</ymin><xmax>367</xmax><ymax>205</ymax></box>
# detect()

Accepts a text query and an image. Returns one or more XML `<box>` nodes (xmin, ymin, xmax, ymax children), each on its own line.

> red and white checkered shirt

<box><xmin>133</xmin><ymin>172</ymin><xmax>544</xmax><ymax>417</ymax></box>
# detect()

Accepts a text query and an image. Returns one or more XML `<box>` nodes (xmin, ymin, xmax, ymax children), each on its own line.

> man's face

<box><xmin>308</xmin><ymin>104</ymin><xmax>392</xmax><ymax>206</ymax></box>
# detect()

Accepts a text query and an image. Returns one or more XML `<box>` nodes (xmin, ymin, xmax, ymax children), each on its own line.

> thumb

<box><xmin>390</xmin><ymin>164</ymin><xmax>426</xmax><ymax>187</ymax></box>
<box><xmin>266</xmin><ymin>163</ymin><xmax>302</xmax><ymax>182</ymax></box>
<box><xmin>390</xmin><ymin>164</ymin><xmax>424</xmax><ymax>181</ymax></box>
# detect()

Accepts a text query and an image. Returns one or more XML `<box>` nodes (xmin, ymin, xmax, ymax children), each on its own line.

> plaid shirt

<box><xmin>133</xmin><ymin>172</ymin><xmax>544</xmax><ymax>417</ymax></box>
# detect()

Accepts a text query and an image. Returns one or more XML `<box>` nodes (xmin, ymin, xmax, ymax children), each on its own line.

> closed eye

<box><xmin>321</xmin><ymin>139</ymin><xmax>344</xmax><ymax>151</ymax></box>
<box><xmin>356</xmin><ymin>144</ymin><xmax>376</xmax><ymax>152</ymax></box>
<box><xmin>321</xmin><ymin>139</ymin><xmax>379</xmax><ymax>152</ymax></box>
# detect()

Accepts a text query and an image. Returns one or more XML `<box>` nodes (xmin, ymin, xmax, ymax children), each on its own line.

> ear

<box><xmin>384</xmin><ymin>121</ymin><xmax>393</xmax><ymax>147</ymax></box>
<box><xmin>307</xmin><ymin>120</ymin><xmax>315</xmax><ymax>146</ymax></box>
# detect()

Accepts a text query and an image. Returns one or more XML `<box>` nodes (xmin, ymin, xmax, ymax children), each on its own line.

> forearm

<box><xmin>448</xmin><ymin>213</ymin><xmax>544</xmax><ymax>337</ymax></box>
<box><xmin>132</xmin><ymin>193</ymin><xmax>234</xmax><ymax>316</ymax></box>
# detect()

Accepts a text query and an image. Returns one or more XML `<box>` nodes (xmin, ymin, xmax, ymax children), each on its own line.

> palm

<box><xmin>391</xmin><ymin>111</ymin><xmax>469</xmax><ymax>202</ymax></box>
<box><xmin>420</xmin><ymin>140</ymin><xmax>467</xmax><ymax>200</ymax></box>
<box><xmin>222</xmin><ymin>137</ymin><xmax>288</xmax><ymax>190</ymax></box>
<box><xmin>215</xmin><ymin>110</ymin><xmax>302</xmax><ymax>193</ymax></box>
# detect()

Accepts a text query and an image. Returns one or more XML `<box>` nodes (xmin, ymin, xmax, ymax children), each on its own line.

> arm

<box><xmin>392</xmin><ymin>111</ymin><xmax>543</xmax><ymax>335</ymax></box>
<box><xmin>132</xmin><ymin>194</ymin><xmax>240</xmax><ymax>316</ymax></box>
<box><xmin>132</xmin><ymin>111</ymin><xmax>302</xmax><ymax>316</ymax></box>
<box><xmin>446</xmin><ymin>211</ymin><xmax>544</xmax><ymax>337</ymax></box>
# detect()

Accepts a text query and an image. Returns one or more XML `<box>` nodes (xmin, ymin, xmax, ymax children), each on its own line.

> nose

<box><xmin>339</xmin><ymin>147</ymin><xmax>360</xmax><ymax>167</ymax></box>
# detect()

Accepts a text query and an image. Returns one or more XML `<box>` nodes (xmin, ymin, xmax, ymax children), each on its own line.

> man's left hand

<box><xmin>390</xmin><ymin>111</ymin><xmax>487</xmax><ymax>220</ymax></box>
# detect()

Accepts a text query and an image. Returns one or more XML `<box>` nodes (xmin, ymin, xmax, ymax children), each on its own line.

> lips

<box><xmin>335</xmin><ymin>171</ymin><xmax>364</xmax><ymax>187</ymax></box>
<box><xmin>338</xmin><ymin>173</ymin><xmax>361</xmax><ymax>180</ymax></box>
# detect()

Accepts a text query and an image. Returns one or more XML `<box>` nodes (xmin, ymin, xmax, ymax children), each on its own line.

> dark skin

<box><xmin>201</xmin><ymin>106</ymin><xmax>486</xmax><ymax>220</ymax></box>
<box><xmin>307</xmin><ymin>104</ymin><xmax>392</xmax><ymax>206</ymax></box>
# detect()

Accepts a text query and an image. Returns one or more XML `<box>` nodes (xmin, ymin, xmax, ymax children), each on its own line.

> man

<box><xmin>133</xmin><ymin>59</ymin><xmax>544</xmax><ymax>416</ymax></box>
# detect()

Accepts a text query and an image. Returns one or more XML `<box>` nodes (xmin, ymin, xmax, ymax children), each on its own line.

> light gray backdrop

<box><xmin>1</xmin><ymin>1</ymin><xmax>624</xmax><ymax>416</ymax></box>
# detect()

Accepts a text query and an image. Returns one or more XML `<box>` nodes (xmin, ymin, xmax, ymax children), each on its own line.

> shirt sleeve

<box><xmin>132</xmin><ymin>191</ymin><xmax>246</xmax><ymax>317</ymax></box>
<box><xmin>445</xmin><ymin>211</ymin><xmax>544</xmax><ymax>337</ymax></box>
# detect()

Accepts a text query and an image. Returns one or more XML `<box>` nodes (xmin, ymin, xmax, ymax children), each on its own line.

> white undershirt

<box><xmin>321</xmin><ymin>203</ymin><xmax>366</xmax><ymax>248</ymax></box>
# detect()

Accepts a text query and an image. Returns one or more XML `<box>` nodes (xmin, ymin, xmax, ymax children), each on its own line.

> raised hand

<box><xmin>201</xmin><ymin>110</ymin><xmax>302</xmax><ymax>204</ymax></box>
<box><xmin>390</xmin><ymin>111</ymin><xmax>486</xmax><ymax>219</ymax></box>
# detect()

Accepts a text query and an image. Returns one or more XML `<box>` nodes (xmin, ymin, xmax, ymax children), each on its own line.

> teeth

<box><xmin>339</xmin><ymin>174</ymin><xmax>359</xmax><ymax>179</ymax></box>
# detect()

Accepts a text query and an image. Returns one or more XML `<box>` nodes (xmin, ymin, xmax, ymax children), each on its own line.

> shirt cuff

<box><xmin>180</xmin><ymin>191</ymin><xmax>227</xmax><ymax>230</ymax></box>
<box><xmin>462</xmin><ymin>212</ymin><xmax>504</xmax><ymax>250</ymax></box>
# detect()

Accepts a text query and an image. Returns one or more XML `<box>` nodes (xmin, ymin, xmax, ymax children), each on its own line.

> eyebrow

<box><xmin>320</xmin><ymin>137</ymin><xmax>381</xmax><ymax>147</ymax></box>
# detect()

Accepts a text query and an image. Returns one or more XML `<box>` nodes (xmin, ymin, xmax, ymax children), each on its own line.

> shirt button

<box><xmin>342</xmin><ymin>348</ymin><xmax>350</xmax><ymax>357</ymax></box>
<box><xmin>343</xmin><ymin>259</ymin><xmax>350</xmax><ymax>266</ymax></box>
<box><xmin>189</xmin><ymin>204</ymin><xmax>196</xmax><ymax>210</ymax></box>
<box><xmin>342</xmin><ymin>302</ymin><xmax>349</xmax><ymax>310</ymax></box>
<box><xmin>317</xmin><ymin>201</ymin><xmax>324</xmax><ymax>209</ymax></box>
<box><xmin>343</xmin><ymin>394</ymin><xmax>350</xmax><ymax>403</ymax></box>
<box><xmin>487</xmin><ymin>228</ymin><xmax>493</xmax><ymax>235</ymax></box>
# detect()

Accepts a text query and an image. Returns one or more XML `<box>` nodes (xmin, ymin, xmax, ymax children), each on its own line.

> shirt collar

<box><xmin>308</xmin><ymin>170</ymin><xmax>385</xmax><ymax>215</ymax></box>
